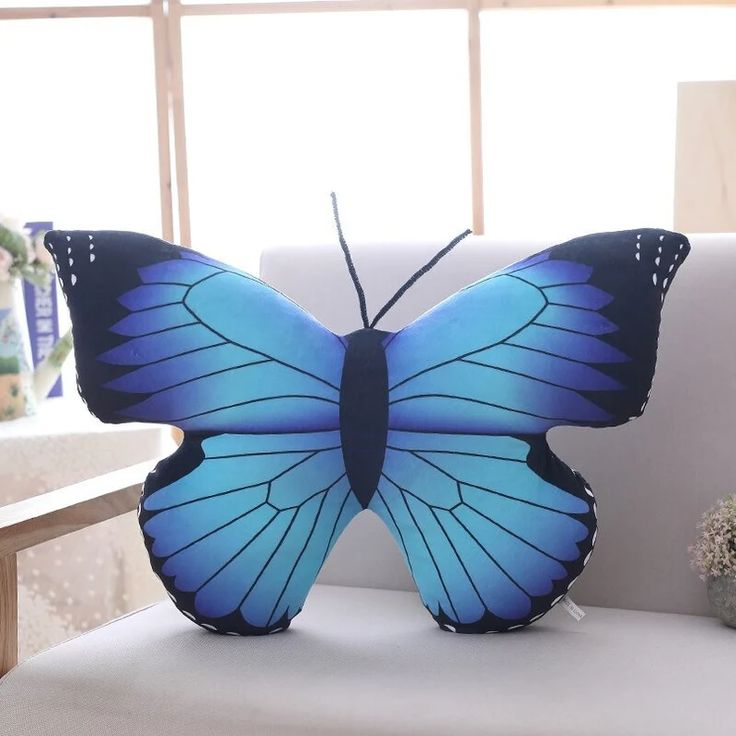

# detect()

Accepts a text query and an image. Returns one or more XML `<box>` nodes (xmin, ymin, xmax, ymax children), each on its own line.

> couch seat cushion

<box><xmin>1</xmin><ymin>584</ymin><xmax>732</xmax><ymax>735</ymax></box>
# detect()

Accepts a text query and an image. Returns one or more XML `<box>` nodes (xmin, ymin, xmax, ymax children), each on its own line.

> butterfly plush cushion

<box><xmin>46</xmin><ymin>228</ymin><xmax>689</xmax><ymax>635</ymax></box>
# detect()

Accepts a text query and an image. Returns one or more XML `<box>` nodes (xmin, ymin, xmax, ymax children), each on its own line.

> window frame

<box><xmin>2</xmin><ymin>0</ymin><xmax>732</xmax><ymax>246</ymax></box>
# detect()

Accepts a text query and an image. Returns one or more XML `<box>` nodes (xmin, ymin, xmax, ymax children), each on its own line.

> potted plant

<box><xmin>690</xmin><ymin>495</ymin><xmax>736</xmax><ymax>628</ymax></box>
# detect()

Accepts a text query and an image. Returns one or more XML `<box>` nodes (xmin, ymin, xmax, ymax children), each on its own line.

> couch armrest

<box><xmin>0</xmin><ymin>462</ymin><xmax>149</xmax><ymax>677</ymax></box>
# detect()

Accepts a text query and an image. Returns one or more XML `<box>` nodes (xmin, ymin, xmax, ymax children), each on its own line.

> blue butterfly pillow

<box><xmin>46</xmin><ymin>228</ymin><xmax>689</xmax><ymax>635</ymax></box>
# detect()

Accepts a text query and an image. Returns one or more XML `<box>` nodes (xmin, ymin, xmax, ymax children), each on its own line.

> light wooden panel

<box><xmin>168</xmin><ymin>0</ymin><xmax>192</xmax><ymax>246</ymax></box>
<box><xmin>0</xmin><ymin>554</ymin><xmax>18</xmax><ymax>677</ymax></box>
<box><xmin>0</xmin><ymin>6</ymin><xmax>151</xmax><ymax>20</ymax></box>
<box><xmin>179</xmin><ymin>0</ymin><xmax>736</xmax><ymax>16</ymax></box>
<box><xmin>0</xmin><ymin>463</ymin><xmax>148</xmax><ymax>559</ymax></box>
<box><xmin>675</xmin><ymin>80</ymin><xmax>736</xmax><ymax>233</ymax></box>
<box><xmin>468</xmin><ymin>1</ymin><xmax>485</xmax><ymax>234</ymax></box>
<box><xmin>152</xmin><ymin>0</ymin><xmax>175</xmax><ymax>242</ymax></box>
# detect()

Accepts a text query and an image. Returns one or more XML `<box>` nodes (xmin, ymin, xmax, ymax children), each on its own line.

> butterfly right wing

<box><xmin>371</xmin><ymin>230</ymin><xmax>688</xmax><ymax>631</ymax></box>
<box><xmin>140</xmin><ymin>430</ymin><xmax>362</xmax><ymax>634</ymax></box>
<box><xmin>385</xmin><ymin>229</ymin><xmax>690</xmax><ymax>434</ymax></box>
<box><xmin>369</xmin><ymin>431</ymin><xmax>595</xmax><ymax>632</ymax></box>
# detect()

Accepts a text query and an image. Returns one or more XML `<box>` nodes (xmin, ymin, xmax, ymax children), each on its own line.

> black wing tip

<box><xmin>44</xmin><ymin>229</ymin><xmax>68</xmax><ymax>252</ymax></box>
<box><xmin>45</xmin><ymin>229</ymin><xmax>181</xmax><ymax>251</ymax></box>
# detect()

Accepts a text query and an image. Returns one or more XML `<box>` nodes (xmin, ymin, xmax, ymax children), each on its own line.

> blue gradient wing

<box><xmin>376</xmin><ymin>230</ymin><xmax>688</xmax><ymax>631</ymax></box>
<box><xmin>140</xmin><ymin>431</ymin><xmax>362</xmax><ymax>634</ymax></box>
<box><xmin>369</xmin><ymin>431</ymin><xmax>597</xmax><ymax>632</ymax></box>
<box><xmin>386</xmin><ymin>229</ymin><xmax>690</xmax><ymax>433</ymax></box>
<box><xmin>45</xmin><ymin>230</ymin><xmax>353</xmax><ymax>633</ymax></box>
<box><xmin>45</xmin><ymin>230</ymin><xmax>344</xmax><ymax>433</ymax></box>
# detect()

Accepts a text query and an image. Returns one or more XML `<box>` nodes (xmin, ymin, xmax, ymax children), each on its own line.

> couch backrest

<box><xmin>260</xmin><ymin>234</ymin><xmax>736</xmax><ymax>616</ymax></box>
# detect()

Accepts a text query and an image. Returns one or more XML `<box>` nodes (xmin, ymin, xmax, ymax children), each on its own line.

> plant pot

<box><xmin>706</xmin><ymin>575</ymin><xmax>736</xmax><ymax>628</ymax></box>
<box><xmin>0</xmin><ymin>279</ymin><xmax>36</xmax><ymax>421</ymax></box>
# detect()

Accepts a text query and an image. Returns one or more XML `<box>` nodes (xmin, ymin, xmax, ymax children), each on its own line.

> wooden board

<box><xmin>675</xmin><ymin>81</ymin><xmax>736</xmax><ymax>233</ymax></box>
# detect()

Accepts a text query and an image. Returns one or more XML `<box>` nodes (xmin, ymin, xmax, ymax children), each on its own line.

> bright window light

<box><xmin>481</xmin><ymin>7</ymin><xmax>736</xmax><ymax>241</ymax></box>
<box><xmin>181</xmin><ymin>11</ymin><xmax>472</xmax><ymax>272</ymax></box>
<box><xmin>0</xmin><ymin>17</ymin><xmax>161</xmax><ymax>235</ymax></box>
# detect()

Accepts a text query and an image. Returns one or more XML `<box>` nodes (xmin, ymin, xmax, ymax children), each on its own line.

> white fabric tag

<box><xmin>560</xmin><ymin>595</ymin><xmax>586</xmax><ymax>622</ymax></box>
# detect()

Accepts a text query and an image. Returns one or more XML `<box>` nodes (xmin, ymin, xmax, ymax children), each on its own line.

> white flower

<box><xmin>20</xmin><ymin>231</ymin><xmax>34</xmax><ymax>265</ymax></box>
<box><xmin>0</xmin><ymin>216</ymin><xmax>33</xmax><ymax>264</ymax></box>
<box><xmin>0</xmin><ymin>215</ymin><xmax>24</xmax><ymax>234</ymax></box>
<box><xmin>33</xmin><ymin>233</ymin><xmax>53</xmax><ymax>269</ymax></box>
<box><xmin>0</xmin><ymin>247</ymin><xmax>13</xmax><ymax>281</ymax></box>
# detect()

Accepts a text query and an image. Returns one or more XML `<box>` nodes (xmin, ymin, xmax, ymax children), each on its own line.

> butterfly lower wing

<box><xmin>45</xmin><ymin>230</ymin><xmax>344</xmax><ymax>433</ymax></box>
<box><xmin>386</xmin><ymin>229</ymin><xmax>690</xmax><ymax>433</ymax></box>
<box><xmin>140</xmin><ymin>431</ymin><xmax>362</xmax><ymax>634</ymax></box>
<box><xmin>369</xmin><ymin>431</ymin><xmax>596</xmax><ymax>632</ymax></box>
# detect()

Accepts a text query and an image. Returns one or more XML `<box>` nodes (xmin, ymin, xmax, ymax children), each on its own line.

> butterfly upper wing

<box><xmin>141</xmin><ymin>431</ymin><xmax>361</xmax><ymax>634</ymax></box>
<box><xmin>46</xmin><ymin>230</ymin><xmax>356</xmax><ymax>633</ymax></box>
<box><xmin>45</xmin><ymin>230</ymin><xmax>344</xmax><ymax>433</ymax></box>
<box><xmin>386</xmin><ymin>229</ymin><xmax>690</xmax><ymax>433</ymax></box>
<box><xmin>378</xmin><ymin>229</ymin><xmax>689</xmax><ymax>631</ymax></box>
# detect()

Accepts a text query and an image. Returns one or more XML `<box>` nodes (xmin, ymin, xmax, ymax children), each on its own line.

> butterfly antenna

<box><xmin>331</xmin><ymin>192</ymin><xmax>370</xmax><ymax>329</ymax></box>
<box><xmin>369</xmin><ymin>228</ymin><xmax>472</xmax><ymax>328</ymax></box>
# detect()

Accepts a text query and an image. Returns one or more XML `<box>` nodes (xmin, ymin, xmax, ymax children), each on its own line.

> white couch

<box><xmin>1</xmin><ymin>234</ymin><xmax>735</xmax><ymax>735</ymax></box>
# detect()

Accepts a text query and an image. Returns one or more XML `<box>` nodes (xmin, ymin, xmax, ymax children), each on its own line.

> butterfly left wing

<box><xmin>46</xmin><ymin>230</ymin><xmax>359</xmax><ymax>633</ymax></box>
<box><xmin>141</xmin><ymin>431</ymin><xmax>361</xmax><ymax>634</ymax></box>
<box><xmin>45</xmin><ymin>230</ymin><xmax>345</xmax><ymax>433</ymax></box>
<box><xmin>376</xmin><ymin>229</ymin><xmax>689</xmax><ymax>631</ymax></box>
